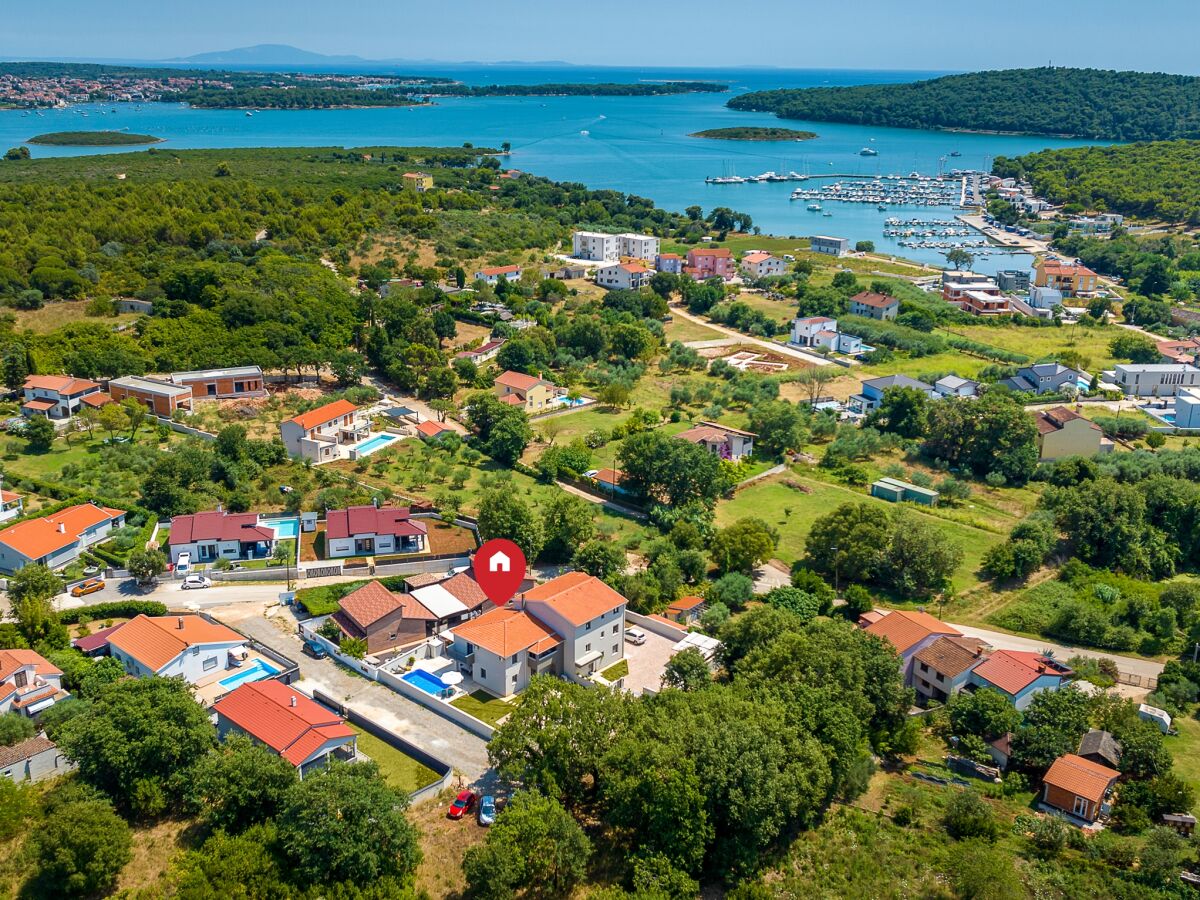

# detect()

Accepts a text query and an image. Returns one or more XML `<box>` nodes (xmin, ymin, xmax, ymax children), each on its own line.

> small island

<box><xmin>689</xmin><ymin>126</ymin><xmax>817</xmax><ymax>141</ymax></box>
<box><xmin>29</xmin><ymin>131</ymin><xmax>163</xmax><ymax>146</ymax></box>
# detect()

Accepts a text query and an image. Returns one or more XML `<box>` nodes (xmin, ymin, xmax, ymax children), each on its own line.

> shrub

<box><xmin>58</xmin><ymin>599</ymin><xmax>167</xmax><ymax>625</ymax></box>
<box><xmin>943</xmin><ymin>790</ymin><xmax>998</xmax><ymax>841</ymax></box>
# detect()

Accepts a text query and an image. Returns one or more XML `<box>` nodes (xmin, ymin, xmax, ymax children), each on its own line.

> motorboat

<box><xmin>860</xmin><ymin>147</ymin><xmax>878</xmax><ymax>156</ymax></box>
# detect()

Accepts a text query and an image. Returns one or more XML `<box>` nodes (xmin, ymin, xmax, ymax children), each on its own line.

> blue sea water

<box><xmin>0</xmin><ymin>66</ymin><xmax>1106</xmax><ymax>270</ymax></box>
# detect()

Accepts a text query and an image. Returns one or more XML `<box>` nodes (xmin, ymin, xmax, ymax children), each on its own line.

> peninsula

<box><xmin>728</xmin><ymin>67</ymin><xmax>1200</xmax><ymax>142</ymax></box>
<box><xmin>28</xmin><ymin>130</ymin><xmax>162</xmax><ymax>146</ymax></box>
<box><xmin>690</xmin><ymin>126</ymin><xmax>816</xmax><ymax>141</ymax></box>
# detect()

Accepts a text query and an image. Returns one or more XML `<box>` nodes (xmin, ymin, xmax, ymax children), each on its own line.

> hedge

<box><xmin>296</xmin><ymin>575</ymin><xmax>408</xmax><ymax>617</ymax></box>
<box><xmin>59</xmin><ymin>600</ymin><xmax>168</xmax><ymax>625</ymax></box>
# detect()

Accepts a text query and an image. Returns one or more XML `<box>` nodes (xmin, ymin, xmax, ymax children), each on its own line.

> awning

<box><xmin>24</xmin><ymin>696</ymin><xmax>58</xmax><ymax>714</ymax></box>
<box><xmin>575</xmin><ymin>650</ymin><xmax>602</xmax><ymax>668</ymax></box>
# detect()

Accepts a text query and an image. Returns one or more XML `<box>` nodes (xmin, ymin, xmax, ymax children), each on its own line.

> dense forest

<box><xmin>728</xmin><ymin>68</ymin><xmax>1200</xmax><ymax>141</ymax></box>
<box><xmin>993</xmin><ymin>140</ymin><xmax>1200</xmax><ymax>224</ymax></box>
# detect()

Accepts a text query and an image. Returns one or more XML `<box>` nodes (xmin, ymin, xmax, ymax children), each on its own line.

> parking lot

<box><xmin>622</xmin><ymin>629</ymin><xmax>679</xmax><ymax>694</ymax></box>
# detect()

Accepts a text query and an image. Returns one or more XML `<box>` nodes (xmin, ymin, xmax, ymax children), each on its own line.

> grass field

<box><xmin>348</xmin><ymin>724</ymin><xmax>440</xmax><ymax>793</ymax></box>
<box><xmin>716</xmin><ymin>470</ymin><xmax>1006</xmax><ymax>592</ymax></box>
<box><xmin>450</xmin><ymin>690</ymin><xmax>514</xmax><ymax>727</ymax></box>
<box><xmin>938</xmin><ymin>321</ymin><xmax>1121</xmax><ymax>370</ymax></box>
<box><xmin>663</xmin><ymin>315</ymin><xmax>727</xmax><ymax>343</ymax></box>
<box><xmin>11</xmin><ymin>300</ymin><xmax>143</xmax><ymax>334</ymax></box>
<box><xmin>1168</xmin><ymin>711</ymin><xmax>1200</xmax><ymax>799</ymax></box>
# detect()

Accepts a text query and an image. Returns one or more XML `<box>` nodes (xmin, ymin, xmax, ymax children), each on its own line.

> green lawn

<box><xmin>717</xmin><ymin>471</ymin><xmax>1005</xmax><ymax>593</ymax></box>
<box><xmin>937</xmin><ymin>321</ymin><xmax>1121</xmax><ymax>371</ymax></box>
<box><xmin>1168</xmin><ymin>711</ymin><xmax>1200</xmax><ymax>799</ymax></box>
<box><xmin>663</xmin><ymin>316</ymin><xmax>727</xmax><ymax>343</ymax></box>
<box><xmin>348</xmin><ymin>724</ymin><xmax>440</xmax><ymax>793</ymax></box>
<box><xmin>601</xmin><ymin>659</ymin><xmax>629</xmax><ymax>680</ymax></box>
<box><xmin>450</xmin><ymin>690</ymin><xmax>514</xmax><ymax>727</ymax></box>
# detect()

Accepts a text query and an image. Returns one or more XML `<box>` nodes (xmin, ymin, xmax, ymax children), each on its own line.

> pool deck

<box><xmin>193</xmin><ymin>648</ymin><xmax>283</xmax><ymax>707</ymax></box>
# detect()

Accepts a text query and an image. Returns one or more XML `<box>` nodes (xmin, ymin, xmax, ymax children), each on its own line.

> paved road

<box><xmin>947</xmin><ymin>621</ymin><xmax>1164</xmax><ymax>681</ymax></box>
<box><xmin>669</xmin><ymin>304</ymin><xmax>834</xmax><ymax>367</ymax></box>
<box><xmin>213</xmin><ymin>600</ymin><xmax>492</xmax><ymax>780</ymax></box>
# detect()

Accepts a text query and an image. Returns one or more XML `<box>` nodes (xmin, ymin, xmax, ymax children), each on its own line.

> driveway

<box><xmin>623</xmin><ymin>631</ymin><xmax>678</xmax><ymax>694</ymax></box>
<box><xmin>202</xmin><ymin>600</ymin><xmax>492</xmax><ymax>780</ymax></box>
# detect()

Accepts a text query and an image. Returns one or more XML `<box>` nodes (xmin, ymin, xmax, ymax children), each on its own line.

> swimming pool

<box><xmin>219</xmin><ymin>658</ymin><xmax>280</xmax><ymax>689</ymax></box>
<box><xmin>266</xmin><ymin>517</ymin><xmax>299</xmax><ymax>539</ymax></box>
<box><xmin>402</xmin><ymin>669</ymin><xmax>450</xmax><ymax>697</ymax></box>
<box><xmin>357</xmin><ymin>433</ymin><xmax>400</xmax><ymax>456</ymax></box>
<box><xmin>551</xmin><ymin>395</ymin><xmax>590</xmax><ymax>409</ymax></box>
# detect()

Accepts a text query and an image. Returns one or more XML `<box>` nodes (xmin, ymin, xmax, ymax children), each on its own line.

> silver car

<box><xmin>181</xmin><ymin>574</ymin><xmax>212</xmax><ymax>590</ymax></box>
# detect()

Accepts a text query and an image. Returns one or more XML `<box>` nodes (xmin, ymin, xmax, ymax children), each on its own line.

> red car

<box><xmin>447</xmin><ymin>790</ymin><xmax>476</xmax><ymax>819</ymax></box>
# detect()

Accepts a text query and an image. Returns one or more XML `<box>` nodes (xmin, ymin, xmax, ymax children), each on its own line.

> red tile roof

<box><xmin>213</xmin><ymin>681</ymin><xmax>355</xmax><ymax>766</ymax></box>
<box><xmin>106</xmin><ymin>615</ymin><xmax>243</xmax><ymax>673</ymax></box>
<box><xmin>1043</xmin><ymin>753</ymin><xmax>1118</xmax><ymax>805</ymax></box>
<box><xmin>21</xmin><ymin>399</ymin><xmax>55</xmax><ymax>412</ymax></box>
<box><xmin>416</xmin><ymin>420</ymin><xmax>451</xmax><ymax>437</ymax></box>
<box><xmin>864</xmin><ymin>610</ymin><xmax>960</xmax><ymax>655</ymax></box>
<box><xmin>1033</xmin><ymin>406</ymin><xmax>1100</xmax><ymax>435</ymax></box>
<box><xmin>478</xmin><ymin>265</ymin><xmax>522</xmax><ymax>277</ymax></box>
<box><xmin>688</xmin><ymin>248</ymin><xmax>732</xmax><ymax>258</ymax></box>
<box><xmin>913</xmin><ymin>636</ymin><xmax>983</xmax><ymax>679</ymax></box>
<box><xmin>80</xmin><ymin>392</ymin><xmax>114</xmax><ymax>408</ymax></box>
<box><xmin>285</xmin><ymin>399</ymin><xmax>359</xmax><ymax>431</ymax></box>
<box><xmin>0</xmin><ymin>503</ymin><xmax>125</xmax><ymax>562</ymax></box>
<box><xmin>23</xmin><ymin>375</ymin><xmax>101</xmax><ymax>395</ymax></box>
<box><xmin>71</xmin><ymin>624</ymin><xmax>125</xmax><ymax>654</ymax></box>
<box><xmin>325</xmin><ymin>505</ymin><xmax>427</xmax><ymax>541</ymax></box>
<box><xmin>495</xmin><ymin>370</ymin><xmax>554</xmax><ymax>392</ymax></box>
<box><xmin>169</xmin><ymin>510</ymin><xmax>276</xmax><ymax>545</ymax></box>
<box><xmin>0</xmin><ymin>734</ymin><xmax>56</xmax><ymax>769</ymax></box>
<box><xmin>592</xmin><ymin>468</ymin><xmax>626</xmax><ymax>487</ymax></box>
<box><xmin>972</xmin><ymin>650</ymin><xmax>1072</xmax><ymax>697</ymax></box>
<box><xmin>336</xmin><ymin>581</ymin><xmax>436</xmax><ymax>631</ymax></box>
<box><xmin>523</xmin><ymin>571</ymin><xmax>627</xmax><ymax>627</ymax></box>
<box><xmin>451</xmin><ymin>605</ymin><xmax>562</xmax><ymax>657</ymax></box>
<box><xmin>0</xmin><ymin>649</ymin><xmax>62</xmax><ymax>681</ymax></box>
<box><xmin>666</xmin><ymin>596</ymin><xmax>705</xmax><ymax>614</ymax></box>
<box><xmin>851</xmin><ymin>291</ymin><xmax>899</xmax><ymax>309</ymax></box>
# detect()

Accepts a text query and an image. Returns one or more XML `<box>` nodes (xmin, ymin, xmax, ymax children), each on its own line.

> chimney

<box><xmin>177</xmin><ymin>616</ymin><xmax>184</xmax><ymax>629</ymax></box>
<box><xmin>290</xmin><ymin>695</ymin><xmax>297</xmax><ymax>707</ymax></box>
<box><xmin>57</xmin><ymin>522</ymin><xmax>66</xmax><ymax>534</ymax></box>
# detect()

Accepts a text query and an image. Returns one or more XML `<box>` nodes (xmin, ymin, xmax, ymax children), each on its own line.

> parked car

<box><xmin>70</xmin><ymin>578</ymin><xmax>105</xmax><ymax>598</ymax></box>
<box><xmin>624</xmin><ymin>627</ymin><xmax>647</xmax><ymax>646</ymax></box>
<box><xmin>176</xmin><ymin>551</ymin><xmax>191</xmax><ymax>574</ymax></box>
<box><xmin>181</xmin><ymin>574</ymin><xmax>212</xmax><ymax>590</ymax></box>
<box><xmin>303</xmin><ymin>639</ymin><xmax>328</xmax><ymax>660</ymax></box>
<box><xmin>448</xmin><ymin>790</ymin><xmax>476</xmax><ymax>820</ymax></box>
<box><xmin>477</xmin><ymin>795</ymin><xmax>496</xmax><ymax>826</ymax></box>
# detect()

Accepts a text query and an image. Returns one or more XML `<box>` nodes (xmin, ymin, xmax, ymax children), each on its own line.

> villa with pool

<box><xmin>104</xmin><ymin>614</ymin><xmax>296</xmax><ymax>706</ymax></box>
<box><xmin>166</xmin><ymin>509</ymin><xmax>300</xmax><ymax>567</ymax></box>
<box><xmin>279</xmin><ymin>398</ymin><xmax>403</xmax><ymax>464</ymax></box>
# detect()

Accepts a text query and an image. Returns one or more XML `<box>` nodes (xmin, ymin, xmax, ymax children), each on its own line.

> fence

<box><xmin>1117</xmin><ymin>671</ymin><xmax>1158</xmax><ymax>691</ymax></box>
<box><xmin>626</xmin><ymin>610</ymin><xmax>687</xmax><ymax>642</ymax></box>
<box><xmin>150</xmin><ymin>415</ymin><xmax>216</xmax><ymax>440</ymax></box>
<box><xmin>298</xmin><ymin>622</ymin><xmax>496</xmax><ymax>740</ymax></box>
<box><xmin>309</xmin><ymin>688</ymin><xmax>454</xmax><ymax>803</ymax></box>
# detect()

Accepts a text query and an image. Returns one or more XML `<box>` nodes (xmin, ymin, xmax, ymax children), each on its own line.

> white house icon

<box><xmin>488</xmin><ymin>551</ymin><xmax>511</xmax><ymax>573</ymax></box>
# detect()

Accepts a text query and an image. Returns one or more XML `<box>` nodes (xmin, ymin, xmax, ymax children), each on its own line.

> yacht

<box><xmin>860</xmin><ymin>147</ymin><xmax>878</xmax><ymax>156</ymax></box>
<box><xmin>949</xmin><ymin>150</ymin><xmax>962</xmax><ymax>157</ymax></box>
<box><xmin>807</xmin><ymin>203</ymin><xmax>822</xmax><ymax>211</ymax></box>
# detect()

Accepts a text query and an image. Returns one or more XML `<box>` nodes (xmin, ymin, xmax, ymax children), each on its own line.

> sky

<box><xmin>4</xmin><ymin>0</ymin><xmax>1199</xmax><ymax>73</ymax></box>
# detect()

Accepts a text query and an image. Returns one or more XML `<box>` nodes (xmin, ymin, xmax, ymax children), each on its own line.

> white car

<box><xmin>181</xmin><ymin>575</ymin><xmax>212</xmax><ymax>590</ymax></box>
<box><xmin>624</xmin><ymin>627</ymin><xmax>647</xmax><ymax>646</ymax></box>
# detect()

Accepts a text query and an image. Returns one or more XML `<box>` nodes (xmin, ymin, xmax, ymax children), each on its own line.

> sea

<box><xmin>0</xmin><ymin>65</ymin><xmax>1106</xmax><ymax>273</ymax></box>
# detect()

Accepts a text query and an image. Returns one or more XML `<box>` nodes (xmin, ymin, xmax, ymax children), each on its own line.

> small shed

<box><xmin>1163</xmin><ymin>813</ymin><xmax>1197</xmax><ymax>836</ymax></box>
<box><xmin>870</xmin><ymin>477</ymin><xmax>940</xmax><ymax>506</ymax></box>
<box><xmin>1078</xmin><ymin>729</ymin><xmax>1122</xmax><ymax>769</ymax></box>
<box><xmin>1139</xmin><ymin>703</ymin><xmax>1173</xmax><ymax>734</ymax></box>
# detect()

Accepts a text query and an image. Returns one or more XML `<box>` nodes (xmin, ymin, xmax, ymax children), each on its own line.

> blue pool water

<box><xmin>266</xmin><ymin>517</ymin><xmax>299</xmax><ymax>539</ymax></box>
<box><xmin>219</xmin><ymin>658</ymin><xmax>280</xmax><ymax>689</ymax></box>
<box><xmin>403</xmin><ymin>669</ymin><xmax>450</xmax><ymax>696</ymax></box>
<box><xmin>357</xmin><ymin>433</ymin><xmax>400</xmax><ymax>456</ymax></box>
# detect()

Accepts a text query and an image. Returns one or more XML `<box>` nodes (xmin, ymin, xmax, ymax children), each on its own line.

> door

<box><xmin>1072</xmin><ymin>795</ymin><xmax>1090</xmax><ymax>818</ymax></box>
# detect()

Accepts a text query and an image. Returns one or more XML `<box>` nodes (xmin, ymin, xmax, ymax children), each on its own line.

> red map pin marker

<box><xmin>473</xmin><ymin>538</ymin><xmax>527</xmax><ymax>606</ymax></box>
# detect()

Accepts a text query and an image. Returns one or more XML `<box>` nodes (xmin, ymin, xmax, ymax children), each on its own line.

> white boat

<box><xmin>807</xmin><ymin>203</ymin><xmax>822</xmax><ymax>211</ymax></box>
<box><xmin>580</xmin><ymin>129</ymin><xmax>589</xmax><ymax>135</ymax></box>
<box><xmin>860</xmin><ymin>147</ymin><xmax>878</xmax><ymax>156</ymax></box>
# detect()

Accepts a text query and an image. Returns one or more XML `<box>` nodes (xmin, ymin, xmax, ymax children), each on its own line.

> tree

<box><xmin>925</xmin><ymin>392</ymin><xmax>1038</xmax><ymax>485</ymax></box>
<box><xmin>879</xmin><ymin>511</ymin><xmax>963</xmax><ymax>598</ymax></box>
<box><xmin>1109</xmin><ymin>332</ymin><xmax>1160</xmax><ymax>364</ymax></box>
<box><xmin>121</xmin><ymin>397</ymin><xmax>146</xmax><ymax>438</ymax></box>
<box><xmin>805</xmin><ymin>502</ymin><xmax>891</xmax><ymax>585</ymax></box>
<box><xmin>949</xmin><ymin>689</ymin><xmax>1022</xmax><ymax>742</ymax></box>
<box><xmin>763</xmin><ymin>586</ymin><xmax>823</xmax><ymax>622</ymax></box>
<box><xmin>0</xmin><ymin>711</ymin><xmax>36</xmax><ymax>747</ymax></box>
<box><xmin>706</xmin><ymin>572</ymin><xmax>754</xmax><ymax>611</ymax></box>
<box><xmin>709</xmin><ymin>517</ymin><xmax>778</xmax><ymax>574</ymax></box>
<box><xmin>188</xmin><ymin>735</ymin><xmax>298</xmax><ymax>833</ymax></box>
<box><xmin>1115</xmin><ymin>720</ymin><xmax>1172</xmax><ymax>780</ymax></box>
<box><xmin>618</xmin><ymin>430</ymin><xmax>726</xmax><ymax>509</ymax></box>
<box><xmin>795</xmin><ymin>366</ymin><xmax>833</xmax><ymax>405</ymax></box>
<box><xmin>4</xmin><ymin>145</ymin><xmax>30</xmax><ymax>160</ymax></box>
<box><xmin>946</xmin><ymin>248</ymin><xmax>974</xmax><ymax>270</ymax></box>
<box><xmin>27</xmin><ymin>796</ymin><xmax>132</xmax><ymax>898</ymax></box>
<box><xmin>747</xmin><ymin>400</ymin><xmax>807</xmax><ymax>458</ymax></box>
<box><xmin>276</xmin><ymin>762</ymin><xmax>421</xmax><ymax>886</ymax></box>
<box><xmin>949</xmin><ymin>841</ymin><xmax>1023</xmax><ymax>900</ymax></box>
<box><xmin>478</xmin><ymin>489</ymin><xmax>544</xmax><ymax>561</ymax></box>
<box><xmin>126</xmin><ymin>548</ymin><xmax>167</xmax><ymax>585</ymax></box>
<box><xmin>572</xmin><ymin>539</ymin><xmax>626</xmax><ymax>579</ymax></box>
<box><xmin>23</xmin><ymin>414</ymin><xmax>55</xmax><ymax>453</ymax></box>
<box><xmin>942</xmin><ymin>790</ymin><xmax>997</xmax><ymax>841</ymax></box>
<box><xmin>56</xmin><ymin>677</ymin><xmax>216</xmax><ymax>816</ymax></box>
<box><xmin>539</xmin><ymin>493</ymin><xmax>595</xmax><ymax>563</ymax></box>
<box><xmin>97</xmin><ymin>401</ymin><xmax>127</xmax><ymax>442</ymax></box>
<box><xmin>662</xmin><ymin>647</ymin><xmax>712</xmax><ymax>692</ymax></box>
<box><xmin>464</xmin><ymin>392</ymin><xmax>532</xmax><ymax>465</ymax></box>
<box><xmin>171</xmin><ymin>824</ymin><xmax>287</xmax><ymax>900</ymax></box>
<box><xmin>855</xmin><ymin>240</ymin><xmax>876</xmax><ymax>253</ymax></box>
<box><xmin>463</xmin><ymin>791</ymin><xmax>591</xmax><ymax>900</ymax></box>
<box><xmin>8</xmin><ymin>563</ymin><xmax>63</xmax><ymax>606</ymax></box>
<box><xmin>865</xmin><ymin>386</ymin><xmax>929</xmax><ymax>438</ymax></box>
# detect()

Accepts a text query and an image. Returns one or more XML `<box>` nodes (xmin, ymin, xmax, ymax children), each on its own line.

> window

<box><xmin>586</xmin><ymin>622</ymin><xmax>591</xmax><ymax>631</ymax></box>
<box><xmin>206</xmin><ymin>383</ymin><xmax>217</xmax><ymax>396</ymax></box>
<box><xmin>479</xmin><ymin>668</ymin><xmax>487</xmax><ymax>679</ymax></box>
<box><xmin>918</xmin><ymin>662</ymin><xmax>928</xmax><ymax>674</ymax></box>
<box><xmin>612</xmin><ymin>625</ymin><xmax>619</xmax><ymax>635</ymax></box>
<box><xmin>613</xmin><ymin>644</ymin><xmax>619</xmax><ymax>654</ymax></box>
<box><xmin>1072</xmin><ymin>795</ymin><xmax>1089</xmax><ymax>817</ymax></box>
<box><xmin>13</xmin><ymin>671</ymin><xmax>26</xmax><ymax>689</ymax></box>
<box><xmin>511</xmin><ymin>655</ymin><xmax>518</xmax><ymax>664</ymax></box>
<box><xmin>512</xmin><ymin>673</ymin><xmax>518</xmax><ymax>684</ymax></box>
<box><xmin>585</xmin><ymin>643</ymin><xmax>591</xmax><ymax>653</ymax></box>
<box><xmin>202</xmin><ymin>656</ymin><xmax>218</xmax><ymax>672</ymax></box>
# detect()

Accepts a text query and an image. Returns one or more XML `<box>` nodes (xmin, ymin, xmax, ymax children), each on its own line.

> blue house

<box><xmin>850</xmin><ymin>374</ymin><xmax>936</xmax><ymax>413</ymax></box>
<box><xmin>969</xmin><ymin>650</ymin><xmax>1073</xmax><ymax>710</ymax></box>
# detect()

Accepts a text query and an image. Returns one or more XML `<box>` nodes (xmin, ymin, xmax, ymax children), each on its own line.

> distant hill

<box><xmin>175</xmin><ymin>44</ymin><xmax>368</xmax><ymax>66</ymax></box>
<box><xmin>727</xmin><ymin>68</ymin><xmax>1200</xmax><ymax>142</ymax></box>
